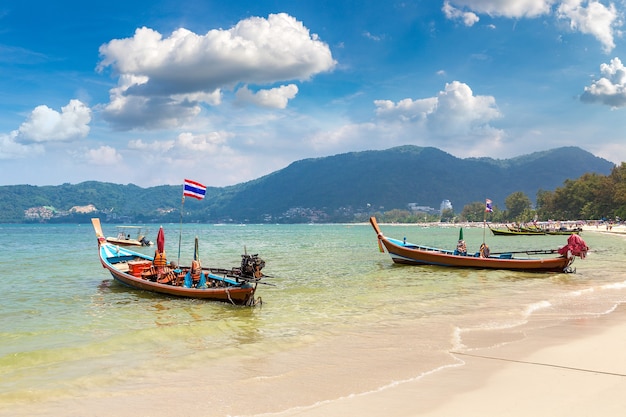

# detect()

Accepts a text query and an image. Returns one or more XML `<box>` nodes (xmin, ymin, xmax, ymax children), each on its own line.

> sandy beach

<box><xmin>14</xmin><ymin>302</ymin><xmax>624</xmax><ymax>417</ymax></box>
<box><xmin>281</xmin><ymin>305</ymin><xmax>626</xmax><ymax>417</ymax></box>
<box><xmin>280</xmin><ymin>226</ymin><xmax>626</xmax><ymax>417</ymax></box>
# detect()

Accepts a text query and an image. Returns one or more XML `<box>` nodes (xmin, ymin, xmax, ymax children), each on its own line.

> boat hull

<box><xmin>93</xmin><ymin>219</ymin><xmax>258</xmax><ymax>305</ymax></box>
<box><xmin>380</xmin><ymin>238</ymin><xmax>570</xmax><ymax>272</ymax></box>
<box><xmin>490</xmin><ymin>227</ymin><xmax>581</xmax><ymax>236</ymax></box>
<box><xmin>490</xmin><ymin>227</ymin><xmax>544</xmax><ymax>236</ymax></box>
<box><xmin>371</xmin><ymin>217</ymin><xmax>572</xmax><ymax>273</ymax></box>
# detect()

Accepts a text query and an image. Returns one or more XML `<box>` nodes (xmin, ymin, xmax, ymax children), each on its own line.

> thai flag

<box><xmin>485</xmin><ymin>199</ymin><xmax>493</xmax><ymax>213</ymax></box>
<box><xmin>183</xmin><ymin>179</ymin><xmax>207</xmax><ymax>200</ymax></box>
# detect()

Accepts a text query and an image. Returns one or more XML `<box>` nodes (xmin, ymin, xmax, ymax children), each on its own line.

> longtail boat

<box><xmin>92</xmin><ymin>218</ymin><xmax>267</xmax><ymax>305</ymax></box>
<box><xmin>489</xmin><ymin>226</ymin><xmax>545</xmax><ymax>236</ymax></box>
<box><xmin>370</xmin><ymin>217</ymin><xmax>588</xmax><ymax>273</ymax></box>
<box><xmin>105</xmin><ymin>225</ymin><xmax>153</xmax><ymax>247</ymax></box>
<box><xmin>544</xmin><ymin>227</ymin><xmax>583</xmax><ymax>235</ymax></box>
<box><xmin>490</xmin><ymin>224</ymin><xmax>582</xmax><ymax>236</ymax></box>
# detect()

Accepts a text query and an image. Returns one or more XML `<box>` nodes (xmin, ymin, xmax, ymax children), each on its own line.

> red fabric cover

<box><xmin>558</xmin><ymin>234</ymin><xmax>589</xmax><ymax>259</ymax></box>
<box><xmin>157</xmin><ymin>226</ymin><xmax>165</xmax><ymax>252</ymax></box>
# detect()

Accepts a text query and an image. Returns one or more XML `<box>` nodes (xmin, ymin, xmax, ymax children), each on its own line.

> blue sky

<box><xmin>1</xmin><ymin>0</ymin><xmax>626</xmax><ymax>187</ymax></box>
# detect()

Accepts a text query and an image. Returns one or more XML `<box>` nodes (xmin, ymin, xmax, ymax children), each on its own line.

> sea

<box><xmin>1</xmin><ymin>222</ymin><xmax>625</xmax><ymax>416</ymax></box>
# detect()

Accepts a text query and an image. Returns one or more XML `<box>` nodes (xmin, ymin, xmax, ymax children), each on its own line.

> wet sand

<box><xmin>8</xmin><ymin>303</ymin><xmax>625</xmax><ymax>417</ymax></box>
<box><xmin>283</xmin><ymin>304</ymin><xmax>626</xmax><ymax>417</ymax></box>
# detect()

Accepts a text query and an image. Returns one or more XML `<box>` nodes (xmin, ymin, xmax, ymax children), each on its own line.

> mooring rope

<box><xmin>225</xmin><ymin>288</ymin><xmax>235</xmax><ymax>305</ymax></box>
<box><xmin>449</xmin><ymin>351</ymin><xmax>626</xmax><ymax>377</ymax></box>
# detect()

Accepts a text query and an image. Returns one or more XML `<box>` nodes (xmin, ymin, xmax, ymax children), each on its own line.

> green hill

<box><xmin>0</xmin><ymin>146</ymin><xmax>614</xmax><ymax>223</ymax></box>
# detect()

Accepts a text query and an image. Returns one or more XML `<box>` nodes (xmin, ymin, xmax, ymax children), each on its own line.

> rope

<box><xmin>225</xmin><ymin>288</ymin><xmax>234</xmax><ymax>305</ymax></box>
<box><xmin>449</xmin><ymin>351</ymin><xmax>626</xmax><ymax>377</ymax></box>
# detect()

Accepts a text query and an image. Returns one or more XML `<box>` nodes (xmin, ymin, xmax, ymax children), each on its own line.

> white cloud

<box><xmin>235</xmin><ymin>84</ymin><xmax>299</xmax><ymax>108</ymax></box>
<box><xmin>446</xmin><ymin>0</ymin><xmax>553</xmax><ymax>18</ymax></box>
<box><xmin>309</xmin><ymin>81</ymin><xmax>504</xmax><ymax>158</ymax></box>
<box><xmin>309</xmin><ymin>122</ymin><xmax>378</xmax><ymax>151</ymax></box>
<box><xmin>363</xmin><ymin>31</ymin><xmax>383</xmax><ymax>41</ymax></box>
<box><xmin>374</xmin><ymin>97</ymin><xmax>438</xmax><ymax>122</ymax></box>
<box><xmin>129</xmin><ymin>131</ymin><xmax>233</xmax><ymax>157</ymax></box>
<box><xmin>445</xmin><ymin>0</ymin><xmax>623</xmax><ymax>52</ymax></box>
<box><xmin>128</xmin><ymin>138</ymin><xmax>176</xmax><ymax>153</ymax></box>
<box><xmin>427</xmin><ymin>81</ymin><xmax>501</xmax><ymax>134</ymax></box>
<box><xmin>557</xmin><ymin>0</ymin><xmax>621</xmax><ymax>53</ymax></box>
<box><xmin>581</xmin><ymin>57</ymin><xmax>626</xmax><ymax>107</ymax></box>
<box><xmin>85</xmin><ymin>145</ymin><xmax>123</xmax><ymax>165</ymax></box>
<box><xmin>375</xmin><ymin>81</ymin><xmax>501</xmax><ymax>136</ymax></box>
<box><xmin>101</xmin><ymin>90</ymin><xmax>203</xmax><ymax>131</ymax></box>
<box><xmin>97</xmin><ymin>13</ymin><xmax>335</xmax><ymax>130</ymax></box>
<box><xmin>175</xmin><ymin>131</ymin><xmax>233</xmax><ymax>154</ymax></box>
<box><xmin>17</xmin><ymin>99</ymin><xmax>91</xmax><ymax>143</ymax></box>
<box><xmin>0</xmin><ymin>131</ymin><xmax>45</xmax><ymax>159</ymax></box>
<box><xmin>442</xmin><ymin>2</ymin><xmax>480</xmax><ymax>26</ymax></box>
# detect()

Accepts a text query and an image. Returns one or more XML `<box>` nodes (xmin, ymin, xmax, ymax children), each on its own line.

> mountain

<box><xmin>0</xmin><ymin>146</ymin><xmax>615</xmax><ymax>223</ymax></box>
<box><xmin>209</xmin><ymin>146</ymin><xmax>614</xmax><ymax>221</ymax></box>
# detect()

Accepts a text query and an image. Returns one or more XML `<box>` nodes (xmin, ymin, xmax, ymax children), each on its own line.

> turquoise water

<box><xmin>1</xmin><ymin>222</ymin><xmax>625</xmax><ymax>415</ymax></box>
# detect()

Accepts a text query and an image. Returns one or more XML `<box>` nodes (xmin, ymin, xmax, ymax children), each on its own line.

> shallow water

<box><xmin>0</xmin><ymin>223</ymin><xmax>624</xmax><ymax>416</ymax></box>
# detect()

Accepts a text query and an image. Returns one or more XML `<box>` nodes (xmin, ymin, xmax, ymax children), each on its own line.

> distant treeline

<box><xmin>0</xmin><ymin>146</ymin><xmax>618</xmax><ymax>223</ymax></box>
<box><xmin>371</xmin><ymin>162</ymin><xmax>626</xmax><ymax>224</ymax></box>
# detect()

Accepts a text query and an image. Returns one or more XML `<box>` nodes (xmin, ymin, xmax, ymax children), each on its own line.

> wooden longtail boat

<box><xmin>489</xmin><ymin>227</ymin><xmax>545</xmax><ymax>236</ymax></box>
<box><xmin>92</xmin><ymin>218</ymin><xmax>266</xmax><ymax>305</ymax></box>
<box><xmin>544</xmin><ymin>228</ymin><xmax>583</xmax><ymax>235</ymax></box>
<box><xmin>370</xmin><ymin>217</ymin><xmax>588</xmax><ymax>273</ymax></box>
<box><xmin>490</xmin><ymin>225</ymin><xmax>582</xmax><ymax>236</ymax></box>
<box><xmin>105</xmin><ymin>225</ymin><xmax>153</xmax><ymax>247</ymax></box>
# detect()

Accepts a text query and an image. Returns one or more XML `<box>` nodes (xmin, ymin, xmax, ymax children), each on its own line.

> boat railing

<box><xmin>388</xmin><ymin>237</ymin><xmax>454</xmax><ymax>254</ymax></box>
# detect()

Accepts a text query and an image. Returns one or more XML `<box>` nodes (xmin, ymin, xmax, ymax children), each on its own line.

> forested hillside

<box><xmin>0</xmin><ymin>146</ymin><xmax>614</xmax><ymax>223</ymax></box>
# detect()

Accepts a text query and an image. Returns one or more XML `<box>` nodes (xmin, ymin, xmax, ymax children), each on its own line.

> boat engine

<box><xmin>240</xmin><ymin>254</ymin><xmax>266</xmax><ymax>279</ymax></box>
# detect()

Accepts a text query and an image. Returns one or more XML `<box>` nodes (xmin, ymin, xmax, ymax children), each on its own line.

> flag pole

<box><xmin>483</xmin><ymin>198</ymin><xmax>492</xmax><ymax>245</ymax></box>
<box><xmin>178</xmin><ymin>179</ymin><xmax>207</xmax><ymax>265</ymax></box>
<box><xmin>483</xmin><ymin>209</ymin><xmax>487</xmax><ymax>244</ymax></box>
<box><xmin>178</xmin><ymin>193</ymin><xmax>185</xmax><ymax>265</ymax></box>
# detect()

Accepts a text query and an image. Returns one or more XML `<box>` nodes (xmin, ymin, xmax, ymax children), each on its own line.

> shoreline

<box><xmin>277</xmin><ymin>303</ymin><xmax>626</xmax><ymax>417</ymax></box>
<box><xmin>8</xmin><ymin>300</ymin><xmax>625</xmax><ymax>417</ymax></box>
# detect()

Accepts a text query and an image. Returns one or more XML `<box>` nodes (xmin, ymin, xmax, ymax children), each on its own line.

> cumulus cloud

<box><xmin>175</xmin><ymin>131</ymin><xmax>232</xmax><ymax>153</ymax></box>
<box><xmin>375</xmin><ymin>81</ymin><xmax>501</xmax><ymax>136</ymax></box>
<box><xmin>128</xmin><ymin>138</ymin><xmax>176</xmax><ymax>153</ymax></box>
<box><xmin>445</xmin><ymin>0</ymin><xmax>553</xmax><ymax>19</ymax></box>
<box><xmin>102</xmin><ymin>88</ymin><xmax>203</xmax><ymax>130</ymax></box>
<box><xmin>444</xmin><ymin>0</ymin><xmax>622</xmax><ymax>52</ymax></box>
<box><xmin>85</xmin><ymin>145</ymin><xmax>123</xmax><ymax>165</ymax></box>
<box><xmin>17</xmin><ymin>99</ymin><xmax>91</xmax><ymax>143</ymax></box>
<box><xmin>442</xmin><ymin>2</ymin><xmax>480</xmax><ymax>26</ymax></box>
<box><xmin>0</xmin><ymin>99</ymin><xmax>90</xmax><ymax>159</ymax></box>
<box><xmin>235</xmin><ymin>84</ymin><xmax>299</xmax><ymax>108</ymax></box>
<box><xmin>98</xmin><ymin>13</ymin><xmax>335</xmax><ymax>130</ymax></box>
<box><xmin>0</xmin><ymin>131</ymin><xmax>45</xmax><ymax>159</ymax></box>
<box><xmin>375</xmin><ymin>97</ymin><xmax>438</xmax><ymax>122</ymax></box>
<box><xmin>129</xmin><ymin>131</ymin><xmax>233</xmax><ymax>157</ymax></box>
<box><xmin>309</xmin><ymin>81</ymin><xmax>504</xmax><ymax>158</ymax></box>
<box><xmin>581</xmin><ymin>57</ymin><xmax>626</xmax><ymax>107</ymax></box>
<box><xmin>557</xmin><ymin>0</ymin><xmax>620</xmax><ymax>53</ymax></box>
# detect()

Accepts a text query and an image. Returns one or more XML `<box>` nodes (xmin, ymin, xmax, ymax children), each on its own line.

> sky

<box><xmin>1</xmin><ymin>0</ymin><xmax>626</xmax><ymax>188</ymax></box>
